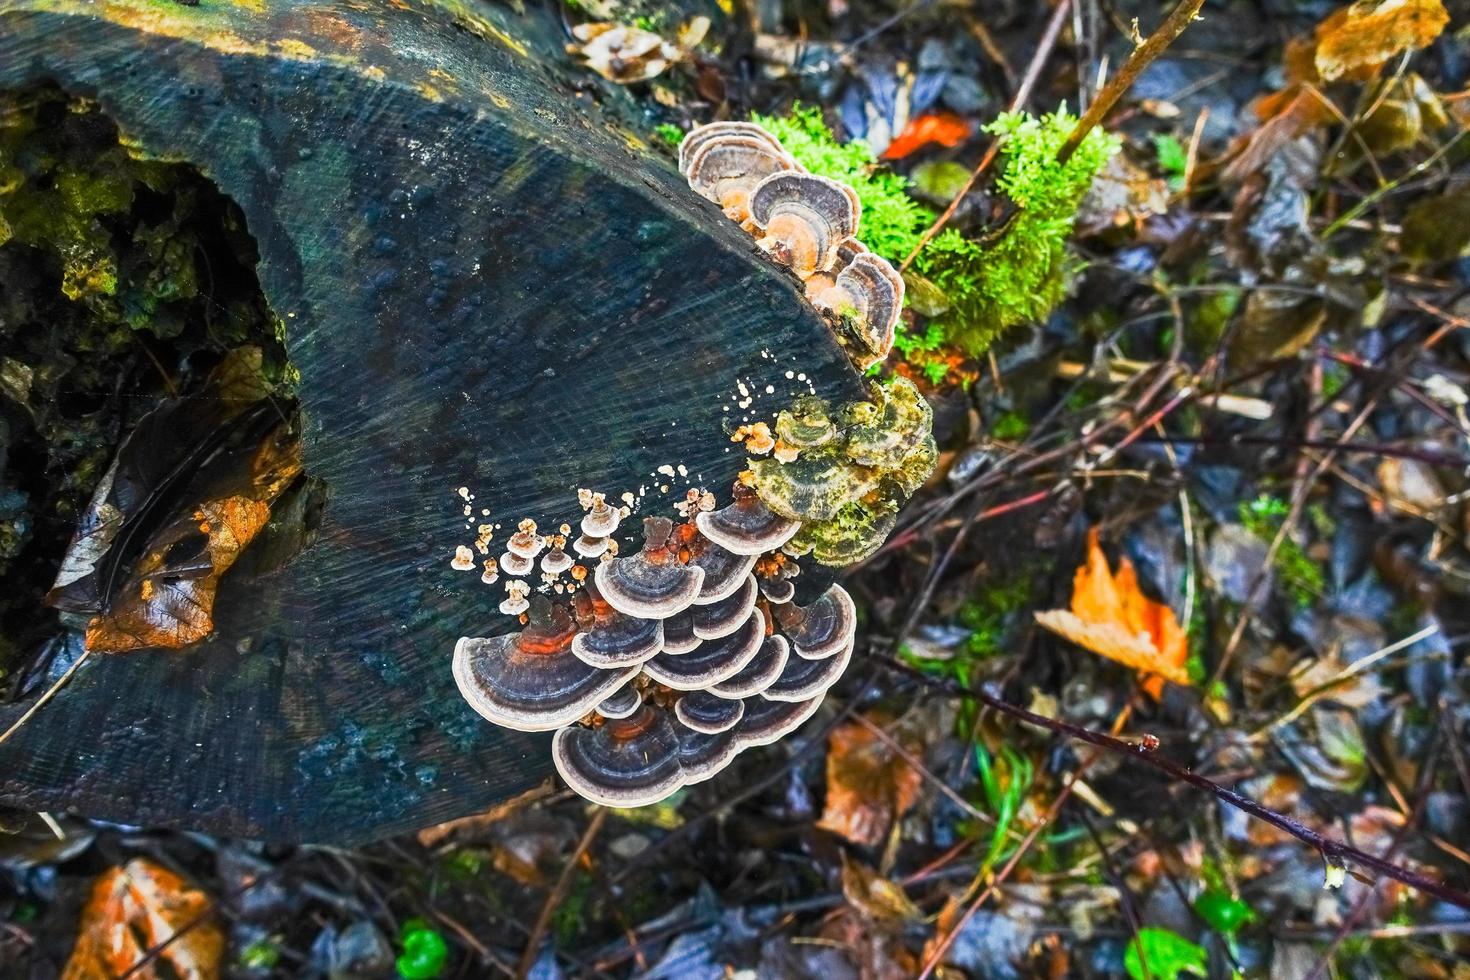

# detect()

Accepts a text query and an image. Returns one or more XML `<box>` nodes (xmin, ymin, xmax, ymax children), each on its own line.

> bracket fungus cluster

<box><xmin>454</xmin><ymin>484</ymin><xmax>860</xmax><ymax>807</ymax></box>
<box><xmin>679</xmin><ymin>122</ymin><xmax>905</xmax><ymax>371</ymax></box>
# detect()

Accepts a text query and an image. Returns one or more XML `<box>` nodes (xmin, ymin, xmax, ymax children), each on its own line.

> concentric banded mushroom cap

<box><xmin>695</xmin><ymin>483</ymin><xmax>800</xmax><ymax>555</ymax></box>
<box><xmin>773</xmin><ymin>395</ymin><xmax>838</xmax><ymax>451</ymax></box>
<box><xmin>689</xmin><ymin>538</ymin><xmax>759</xmax><ymax>604</ymax></box>
<box><xmin>500</xmin><ymin>550</ymin><xmax>535</xmax><ymax>578</ymax></box>
<box><xmin>573</xmin><ymin>534</ymin><xmax>610</xmax><ymax>558</ymax></box>
<box><xmin>763</xmin><ymin>630</ymin><xmax>853</xmax><ymax>702</ymax></box>
<box><xmin>758</xmin><ymin>577</ymin><xmax>796</xmax><ymax>605</ymax></box>
<box><xmin>735</xmin><ymin>692</ymin><xmax>824</xmax><ymax>748</ymax></box>
<box><xmin>570</xmin><ymin>600</ymin><xmax>664</xmax><ymax>668</ymax></box>
<box><xmin>642</xmin><ymin>608</ymin><xmax>763</xmax><ymax>690</ymax></box>
<box><xmin>580</xmin><ymin>497</ymin><xmax>622</xmax><ymax>538</ymax></box>
<box><xmin>747</xmin><ymin>453</ymin><xmax>867</xmax><ymax>523</ymax></box>
<box><xmin>709</xmin><ymin>634</ymin><xmax>790</xmax><ymax>699</ymax></box>
<box><xmin>777</xmin><ymin>583</ymin><xmax>858</xmax><ymax>659</ymax></box>
<box><xmin>813</xmin><ymin>252</ymin><xmax>905</xmax><ymax>366</ymax></box>
<box><xmin>686</xmin><ymin>136</ymin><xmax>797</xmax><ymax>224</ymax></box>
<box><xmin>678</xmin><ymin>121</ymin><xmax>791</xmax><ymax>176</ymax></box>
<box><xmin>552</xmin><ymin>704</ymin><xmax>684</xmax><ymax>808</ymax></box>
<box><xmin>676</xmin><ymin>726</ymin><xmax>740</xmax><ymax>784</ymax></box>
<box><xmin>692</xmin><ymin>574</ymin><xmax>758</xmax><ymax>640</ymax></box>
<box><xmin>662</xmin><ymin>609</ymin><xmax>702</xmax><ymax>654</ymax></box>
<box><xmin>541</xmin><ymin>543</ymin><xmax>574</xmax><ymax>576</ymax></box>
<box><xmin>594</xmin><ymin>517</ymin><xmax>705</xmax><ymax>619</ymax></box>
<box><xmin>453</xmin><ymin>601</ymin><xmax>638</xmax><ymax>732</ymax></box>
<box><xmin>748</xmin><ymin>172</ymin><xmax>860</xmax><ymax>277</ymax></box>
<box><xmin>674</xmin><ymin>690</ymin><xmax>745</xmax><ymax>734</ymax></box>
<box><xmin>595</xmin><ymin>684</ymin><xmax>643</xmax><ymax>719</ymax></box>
<box><xmin>843</xmin><ymin>377</ymin><xmax>933</xmax><ymax>469</ymax></box>
<box><xmin>802</xmin><ymin>237</ymin><xmax>869</xmax><ymax>302</ymax></box>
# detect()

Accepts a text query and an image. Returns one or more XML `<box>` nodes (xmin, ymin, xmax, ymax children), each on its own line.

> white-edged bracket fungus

<box><xmin>688</xmin><ymin>538</ymin><xmax>759</xmax><ymax>603</ymax></box>
<box><xmin>811</xmin><ymin>252</ymin><xmax>906</xmax><ymax>371</ymax></box>
<box><xmin>661</xmin><ymin>609</ymin><xmax>702</xmax><ymax>654</ymax></box>
<box><xmin>594</xmin><ymin>517</ymin><xmax>705</xmax><ymax>619</ymax></box>
<box><xmin>774</xmin><ymin>583</ymin><xmax>857</xmax><ymax>660</ymax></box>
<box><xmin>453</xmin><ymin>599</ymin><xmax>639</xmax><ymax>732</ymax></box>
<box><xmin>552</xmin><ymin>703</ymin><xmax>686</xmax><ymax>807</ymax></box>
<box><xmin>733</xmin><ymin>692</ymin><xmax>825</xmax><ymax>749</ymax></box>
<box><xmin>682</xmin><ymin>130</ymin><xmax>798</xmax><ymax>225</ymax></box>
<box><xmin>708</xmin><ymin>633</ymin><xmax>790</xmax><ymax>699</ymax></box>
<box><xmin>569</xmin><ymin>583</ymin><xmax>664</xmax><ymax>668</ymax></box>
<box><xmin>695</xmin><ymin>482</ymin><xmax>799</xmax><ymax>555</ymax></box>
<box><xmin>691</xmin><ymin>573</ymin><xmax>758</xmax><ymax>640</ymax></box>
<box><xmin>763</xmin><ymin>631</ymin><xmax>854</xmax><ymax>702</ymax></box>
<box><xmin>642</xmin><ymin>608</ymin><xmax>763</xmax><ymax>690</ymax></box>
<box><xmin>748</xmin><ymin>172</ymin><xmax>860</xmax><ymax>278</ymax></box>
<box><xmin>674</xmin><ymin>689</ymin><xmax>745</xmax><ymax>734</ymax></box>
<box><xmin>595</xmin><ymin>684</ymin><xmax>643</xmax><ymax>720</ymax></box>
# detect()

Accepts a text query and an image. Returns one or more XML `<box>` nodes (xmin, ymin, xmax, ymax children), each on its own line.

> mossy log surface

<box><xmin>0</xmin><ymin>0</ymin><xmax>863</xmax><ymax>843</ymax></box>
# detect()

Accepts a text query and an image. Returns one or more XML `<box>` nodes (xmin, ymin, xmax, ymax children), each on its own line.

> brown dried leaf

<box><xmin>63</xmin><ymin>858</ymin><xmax>222</xmax><ymax>980</ymax></box>
<box><xmin>817</xmin><ymin>718</ymin><xmax>923</xmax><ymax>848</ymax></box>
<box><xmin>1314</xmin><ymin>0</ymin><xmax>1449</xmax><ymax>82</ymax></box>
<box><xmin>840</xmin><ymin>854</ymin><xmax>922</xmax><ymax>922</ymax></box>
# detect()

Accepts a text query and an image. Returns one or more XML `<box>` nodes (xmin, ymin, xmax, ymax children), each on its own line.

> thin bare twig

<box><xmin>517</xmin><ymin>806</ymin><xmax>608</xmax><ymax>979</ymax></box>
<box><xmin>878</xmin><ymin>655</ymin><xmax>1470</xmax><ymax>911</ymax></box>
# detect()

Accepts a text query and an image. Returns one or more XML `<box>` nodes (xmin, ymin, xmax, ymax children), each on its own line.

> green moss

<box><xmin>914</xmin><ymin>107</ymin><xmax>1119</xmax><ymax>355</ymax></box>
<box><xmin>958</xmin><ymin>572</ymin><xmax>1033</xmax><ymax>659</ymax></box>
<box><xmin>989</xmin><ymin>410</ymin><xmax>1030</xmax><ymax>442</ymax></box>
<box><xmin>750</xmin><ymin>104</ymin><xmax>932</xmax><ymax>263</ymax></box>
<box><xmin>1239</xmin><ymin>494</ymin><xmax>1325</xmax><ymax>609</ymax></box>
<box><xmin>654</xmin><ymin>123</ymin><xmax>684</xmax><ymax>147</ymax></box>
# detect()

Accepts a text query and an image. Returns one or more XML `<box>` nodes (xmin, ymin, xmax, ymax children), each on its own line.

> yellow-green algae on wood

<box><xmin>750</xmin><ymin>376</ymin><xmax>935</xmax><ymax>565</ymax></box>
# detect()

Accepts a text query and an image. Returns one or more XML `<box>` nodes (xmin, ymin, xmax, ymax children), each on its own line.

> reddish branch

<box><xmin>879</xmin><ymin>655</ymin><xmax>1470</xmax><ymax>912</ymax></box>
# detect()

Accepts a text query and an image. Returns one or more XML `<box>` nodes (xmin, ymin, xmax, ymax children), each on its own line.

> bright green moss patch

<box><xmin>752</xmin><ymin>104</ymin><xmax>933</xmax><ymax>263</ymax></box>
<box><xmin>914</xmin><ymin>108</ymin><xmax>1119</xmax><ymax>355</ymax></box>
<box><xmin>1240</xmin><ymin>494</ymin><xmax>1325</xmax><ymax>609</ymax></box>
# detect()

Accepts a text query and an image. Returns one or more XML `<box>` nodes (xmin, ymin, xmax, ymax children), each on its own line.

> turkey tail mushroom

<box><xmin>673</xmin><ymin>689</ymin><xmax>745</xmax><ymax>734</ymax></box>
<box><xmin>691</xmin><ymin>574</ymin><xmax>758</xmax><ymax>640</ymax></box>
<box><xmin>595</xmin><ymin>684</ymin><xmax>643</xmax><ymax>720</ymax></box>
<box><xmin>551</xmin><ymin>703</ymin><xmax>685</xmax><ymax>808</ymax></box>
<box><xmin>642</xmin><ymin>608</ymin><xmax>763</xmax><ymax>690</ymax></box>
<box><xmin>688</xmin><ymin>537</ymin><xmax>759</xmax><ymax>604</ymax></box>
<box><xmin>734</xmin><ymin>692</ymin><xmax>825</xmax><ymax>748</ymax></box>
<box><xmin>453</xmin><ymin>599</ymin><xmax>638</xmax><ymax>732</ymax></box>
<box><xmin>678</xmin><ymin>121</ymin><xmax>794</xmax><ymax>176</ymax></box>
<box><xmin>811</xmin><ymin>252</ymin><xmax>905</xmax><ymax>369</ymax></box>
<box><xmin>748</xmin><ymin>172</ymin><xmax>860</xmax><ymax>278</ymax></box>
<box><xmin>676</xmin><ymin>727</ymin><xmax>741</xmax><ymax>784</ymax></box>
<box><xmin>594</xmin><ymin>517</ymin><xmax>705</xmax><ymax>619</ymax></box>
<box><xmin>569</xmin><ymin>583</ymin><xmax>664</xmax><ymax>668</ymax></box>
<box><xmin>685</xmin><ymin>135</ymin><xmax>798</xmax><ymax>225</ymax></box>
<box><xmin>695</xmin><ymin>482</ymin><xmax>799</xmax><ymax>555</ymax></box>
<box><xmin>763</xmin><ymin>631</ymin><xmax>854</xmax><ymax>702</ymax></box>
<box><xmin>708</xmin><ymin>634</ymin><xmax>790</xmax><ymax>699</ymax></box>
<box><xmin>773</xmin><ymin>583</ymin><xmax>857</xmax><ymax>660</ymax></box>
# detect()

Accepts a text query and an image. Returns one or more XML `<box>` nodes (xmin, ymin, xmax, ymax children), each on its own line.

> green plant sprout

<box><xmin>1239</xmin><ymin>494</ymin><xmax>1325</xmax><ymax>609</ymax></box>
<box><xmin>1125</xmin><ymin>927</ymin><xmax>1207</xmax><ymax>980</ymax></box>
<box><xmin>654</xmin><ymin>122</ymin><xmax>684</xmax><ymax>147</ymax></box>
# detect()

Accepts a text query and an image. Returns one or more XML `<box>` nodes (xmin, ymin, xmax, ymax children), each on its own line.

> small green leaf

<box><xmin>397</xmin><ymin>918</ymin><xmax>449</xmax><ymax>980</ymax></box>
<box><xmin>1151</xmin><ymin>134</ymin><xmax>1187</xmax><ymax>176</ymax></box>
<box><xmin>1124</xmin><ymin>927</ymin><xmax>1207</xmax><ymax>980</ymax></box>
<box><xmin>654</xmin><ymin>123</ymin><xmax>684</xmax><ymax>147</ymax></box>
<box><xmin>1193</xmin><ymin>891</ymin><xmax>1255</xmax><ymax>934</ymax></box>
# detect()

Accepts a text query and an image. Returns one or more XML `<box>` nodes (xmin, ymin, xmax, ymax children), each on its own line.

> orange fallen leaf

<box><xmin>817</xmin><ymin>717</ymin><xmax>923</xmax><ymax>847</ymax></box>
<box><xmin>63</xmin><ymin>858</ymin><xmax>222</xmax><ymax>980</ymax></box>
<box><xmin>880</xmin><ymin>112</ymin><xmax>972</xmax><ymax>160</ymax></box>
<box><xmin>1035</xmin><ymin>528</ymin><xmax>1189</xmax><ymax>698</ymax></box>
<box><xmin>1314</xmin><ymin>0</ymin><xmax>1448</xmax><ymax>82</ymax></box>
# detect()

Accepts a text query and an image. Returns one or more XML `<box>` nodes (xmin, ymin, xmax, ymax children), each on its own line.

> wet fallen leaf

<box><xmin>817</xmin><ymin>717</ymin><xmax>923</xmax><ymax>848</ymax></box>
<box><xmin>1075</xmin><ymin>152</ymin><xmax>1170</xmax><ymax>236</ymax></box>
<box><xmin>840</xmin><ymin>854</ymin><xmax>922</xmax><ymax>922</ymax></box>
<box><xmin>63</xmin><ymin>858</ymin><xmax>222</xmax><ymax>980</ymax></box>
<box><xmin>1314</xmin><ymin>0</ymin><xmax>1449</xmax><ymax>82</ymax></box>
<box><xmin>84</xmin><ymin>425</ymin><xmax>303</xmax><ymax>654</ymax></box>
<box><xmin>880</xmin><ymin>112</ymin><xmax>972</xmax><ymax>160</ymax></box>
<box><xmin>1035</xmin><ymin>528</ymin><xmax>1189</xmax><ymax>697</ymax></box>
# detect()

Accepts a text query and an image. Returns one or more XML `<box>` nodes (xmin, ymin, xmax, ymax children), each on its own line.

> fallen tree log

<box><xmin>0</xmin><ymin>0</ymin><xmax>864</xmax><ymax>843</ymax></box>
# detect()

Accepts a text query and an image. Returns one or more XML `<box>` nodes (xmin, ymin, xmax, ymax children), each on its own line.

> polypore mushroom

<box><xmin>801</xmin><ymin>238</ymin><xmax>868</xmax><ymax>303</ymax></box>
<box><xmin>773</xmin><ymin>583</ymin><xmax>857</xmax><ymax>659</ymax></box>
<box><xmin>570</xmin><ymin>583</ymin><xmax>664</xmax><ymax>668</ymax></box>
<box><xmin>688</xmin><ymin>537</ymin><xmax>759</xmax><ymax>604</ymax></box>
<box><xmin>580</xmin><ymin>493</ymin><xmax>622</xmax><ymax>537</ymax></box>
<box><xmin>692</xmin><ymin>573</ymin><xmax>757</xmax><ymax>640</ymax></box>
<box><xmin>843</xmin><ymin>376</ymin><xmax>934</xmax><ymax>469</ymax></box>
<box><xmin>662</xmin><ymin>609</ymin><xmax>702</xmax><ymax>654</ymax></box>
<box><xmin>641</xmin><ymin>608</ymin><xmax>763</xmax><ymax>690</ymax></box>
<box><xmin>748</xmin><ymin>172</ymin><xmax>860</xmax><ymax>277</ymax></box>
<box><xmin>453</xmin><ymin>599</ymin><xmax>638</xmax><ymax>732</ymax></box>
<box><xmin>708</xmin><ymin>634</ymin><xmax>790</xmax><ymax>699</ymax></box>
<box><xmin>499</xmin><ymin>579</ymin><xmax>532</xmax><ymax>616</ymax></box>
<box><xmin>678</xmin><ymin>121</ymin><xmax>792</xmax><ymax>176</ymax></box>
<box><xmin>594</xmin><ymin>517</ymin><xmax>705</xmax><ymax>619</ymax></box>
<box><xmin>685</xmin><ymin>135</ymin><xmax>797</xmax><ymax>225</ymax></box>
<box><xmin>763</xmin><ymin>630</ymin><xmax>853</xmax><ymax>702</ymax></box>
<box><xmin>734</xmin><ymin>692</ymin><xmax>825</xmax><ymax>748</ymax></box>
<box><xmin>811</xmin><ymin>252</ymin><xmax>905</xmax><ymax>368</ymax></box>
<box><xmin>595</xmin><ymin>684</ymin><xmax>642</xmax><ymax>719</ymax></box>
<box><xmin>540</xmin><ymin>538</ymin><xmax>574</xmax><ymax>576</ymax></box>
<box><xmin>758</xmin><ymin>576</ymin><xmax>795</xmax><ymax>605</ymax></box>
<box><xmin>673</xmin><ymin>689</ymin><xmax>745</xmax><ymax>734</ymax></box>
<box><xmin>676</xmin><ymin>727</ymin><xmax>740</xmax><ymax>784</ymax></box>
<box><xmin>695</xmin><ymin>482</ymin><xmax>799</xmax><ymax>555</ymax></box>
<box><xmin>551</xmin><ymin>703</ymin><xmax>685</xmax><ymax>807</ymax></box>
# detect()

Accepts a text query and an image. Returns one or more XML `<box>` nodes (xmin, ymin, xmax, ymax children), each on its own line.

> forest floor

<box><xmin>5</xmin><ymin>0</ymin><xmax>1470</xmax><ymax>977</ymax></box>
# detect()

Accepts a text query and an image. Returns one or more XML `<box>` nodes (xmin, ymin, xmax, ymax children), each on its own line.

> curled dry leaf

<box><xmin>567</xmin><ymin>17</ymin><xmax>709</xmax><ymax>84</ymax></box>
<box><xmin>63</xmin><ymin>858</ymin><xmax>222</xmax><ymax>980</ymax></box>
<box><xmin>1313</xmin><ymin>0</ymin><xmax>1449</xmax><ymax>82</ymax></box>
<box><xmin>816</xmin><ymin>717</ymin><xmax>923</xmax><ymax>848</ymax></box>
<box><xmin>879</xmin><ymin>112</ymin><xmax>973</xmax><ymax>161</ymax></box>
<box><xmin>1035</xmin><ymin>528</ymin><xmax>1189</xmax><ymax>698</ymax></box>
